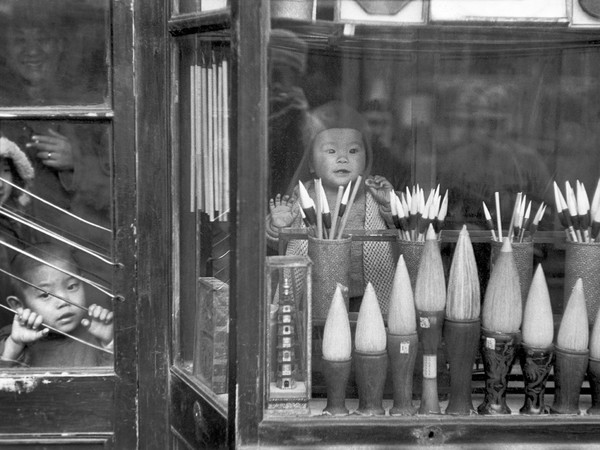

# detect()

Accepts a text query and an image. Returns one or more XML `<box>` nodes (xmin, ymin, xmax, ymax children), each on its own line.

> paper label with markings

<box><xmin>400</xmin><ymin>341</ymin><xmax>410</xmax><ymax>354</ymax></box>
<box><xmin>419</xmin><ymin>317</ymin><xmax>430</xmax><ymax>328</ymax></box>
<box><xmin>486</xmin><ymin>337</ymin><xmax>496</xmax><ymax>349</ymax></box>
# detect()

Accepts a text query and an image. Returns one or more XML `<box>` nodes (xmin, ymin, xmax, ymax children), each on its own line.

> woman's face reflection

<box><xmin>6</xmin><ymin>27</ymin><xmax>63</xmax><ymax>85</ymax></box>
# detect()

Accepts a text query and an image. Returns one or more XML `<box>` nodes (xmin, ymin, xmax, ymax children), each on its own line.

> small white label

<box><xmin>486</xmin><ymin>337</ymin><xmax>496</xmax><ymax>350</ymax></box>
<box><xmin>400</xmin><ymin>342</ymin><xmax>410</xmax><ymax>354</ymax></box>
<box><xmin>423</xmin><ymin>355</ymin><xmax>437</xmax><ymax>379</ymax></box>
<box><xmin>419</xmin><ymin>317</ymin><xmax>431</xmax><ymax>328</ymax></box>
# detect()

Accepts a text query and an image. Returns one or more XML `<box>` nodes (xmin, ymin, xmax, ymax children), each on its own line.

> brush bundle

<box><xmin>298</xmin><ymin>177</ymin><xmax>361</xmax><ymax>240</ymax></box>
<box><xmin>390</xmin><ymin>185</ymin><xmax>448</xmax><ymax>242</ymax></box>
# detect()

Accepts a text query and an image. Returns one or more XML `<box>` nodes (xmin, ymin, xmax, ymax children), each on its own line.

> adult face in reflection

<box><xmin>6</xmin><ymin>27</ymin><xmax>63</xmax><ymax>87</ymax></box>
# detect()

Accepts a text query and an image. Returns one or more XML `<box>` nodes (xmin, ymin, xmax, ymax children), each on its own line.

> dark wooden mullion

<box><xmin>230</xmin><ymin>0</ymin><xmax>269</xmax><ymax>447</ymax></box>
<box><xmin>112</xmin><ymin>0</ymin><xmax>138</xmax><ymax>448</ymax></box>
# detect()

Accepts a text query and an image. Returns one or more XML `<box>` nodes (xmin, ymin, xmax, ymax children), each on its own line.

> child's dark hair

<box><xmin>10</xmin><ymin>243</ymin><xmax>80</xmax><ymax>293</ymax></box>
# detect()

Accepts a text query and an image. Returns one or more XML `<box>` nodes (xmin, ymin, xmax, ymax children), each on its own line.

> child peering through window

<box><xmin>266</xmin><ymin>100</ymin><xmax>397</xmax><ymax>313</ymax></box>
<box><xmin>0</xmin><ymin>243</ymin><xmax>114</xmax><ymax>367</ymax></box>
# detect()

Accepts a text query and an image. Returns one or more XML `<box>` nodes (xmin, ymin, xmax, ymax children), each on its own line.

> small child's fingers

<box><xmin>104</xmin><ymin>311</ymin><xmax>114</xmax><ymax>323</ymax></box>
<box><xmin>97</xmin><ymin>308</ymin><xmax>110</xmax><ymax>322</ymax></box>
<box><xmin>81</xmin><ymin>318</ymin><xmax>90</xmax><ymax>328</ymax></box>
<box><xmin>269</xmin><ymin>198</ymin><xmax>275</xmax><ymax>212</ymax></box>
<box><xmin>32</xmin><ymin>314</ymin><xmax>43</xmax><ymax>330</ymax></box>
<box><xmin>274</xmin><ymin>193</ymin><xmax>281</xmax><ymax>206</ymax></box>
<box><xmin>25</xmin><ymin>312</ymin><xmax>40</xmax><ymax>329</ymax></box>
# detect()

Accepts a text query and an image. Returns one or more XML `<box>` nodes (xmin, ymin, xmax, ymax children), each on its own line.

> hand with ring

<box><xmin>26</xmin><ymin>128</ymin><xmax>75</xmax><ymax>171</ymax></box>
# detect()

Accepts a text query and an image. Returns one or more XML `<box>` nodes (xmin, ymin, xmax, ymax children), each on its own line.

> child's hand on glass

<box><xmin>1</xmin><ymin>308</ymin><xmax>49</xmax><ymax>361</ymax></box>
<box><xmin>81</xmin><ymin>304</ymin><xmax>114</xmax><ymax>347</ymax></box>
<box><xmin>269</xmin><ymin>194</ymin><xmax>299</xmax><ymax>228</ymax></box>
<box><xmin>365</xmin><ymin>175</ymin><xmax>393</xmax><ymax>206</ymax></box>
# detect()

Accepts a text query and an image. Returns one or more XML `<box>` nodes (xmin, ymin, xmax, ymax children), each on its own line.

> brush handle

<box><xmin>416</xmin><ymin>310</ymin><xmax>444</xmax><ymax>414</ymax></box>
<box><xmin>387</xmin><ymin>332</ymin><xmax>418</xmax><ymax>416</ymax></box>
<box><xmin>477</xmin><ymin>329</ymin><xmax>518</xmax><ymax>415</ymax></box>
<box><xmin>321</xmin><ymin>358</ymin><xmax>351</xmax><ymax>416</ymax></box>
<box><xmin>354</xmin><ymin>351</ymin><xmax>388</xmax><ymax>416</ymax></box>
<box><xmin>587</xmin><ymin>358</ymin><xmax>600</xmax><ymax>415</ymax></box>
<box><xmin>519</xmin><ymin>344</ymin><xmax>554</xmax><ymax>414</ymax></box>
<box><xmin>444</xmin><ymin>318</ymin><xmax>480</xmax><ymax>415</ymax></box>
<box><xmin>550</xmin><ymin>346</ymin><xmax>589</xmax><ymax>415</ymax></box>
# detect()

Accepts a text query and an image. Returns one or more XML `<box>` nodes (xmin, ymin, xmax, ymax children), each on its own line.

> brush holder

<box><xmin>519</xmin><ymin>344</ymin><xmax>554</xmax><ymax>414</ymax></box>
<box><xmin>550</xmin><ymin>346</ymin><xmax>588</xmax><ymax>415</ymax></box>
<box><xmin>387</xmin><ymin>332</ymin><xmax>418</xmax><ymax>416</ymax></box>
<box><xmin>490</xmin><ymin>238</ymin><xmax>533</xmax><ymax>308</ymax></box>
<box><xmin>270</xmin><ymin>0</ymin><xmax>314</xmax><ymax>20</ymax></box>
<box><xmin>587</xmin><ymin>358</ymin><xmax>600</xmax><ymax>415</ymax></box>
<box><xmin>477</xmin><ymin>329</ymin><xmax>519</xmax><ymax>415</ymax></box>
<box><xmin>308</xmin><ymin>235</ymin><xmax>351</xmax><ymax>320</ymax></box>
<box><xmin>321</xmin><ymin>358</ymin><xmax>351</xmax><ymax>416</ymax></box>
<box><xmin>564</xmin><ymin>241</ymin><xmax>600</xmax><ymax>324</ymax></box>
<box><xmin>444</xmin><ymin>318</ymin><xmax>480</xmax><ymax>415</ymax></box>
<box><xmin>354</xmin><ymin>350</ymin><xmax>388</xmax><ymax>416</ymax></box>
<box><xmin>395</xmin><ymin>238</ymin><xmax>424</xmax><ymax>293</ymax></box>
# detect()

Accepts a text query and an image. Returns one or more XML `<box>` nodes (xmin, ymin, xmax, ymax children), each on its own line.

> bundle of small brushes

<box><xmin>553</xmin><ymin>179</ymin><xmax>600</xmax><ymax>243</ymax></box>
<box><xmin>297</xmin><ymin>176</ymin><xmax>362</xmax><ymax>240</ymax></box>
<box><xmin>482</xmin><ymin>191</ymin><xmax>546</xmax><ymax>242</ymax></box>
<box><xmin>389</xmin><ymin>185</ymin><xmax>448</xmax><ymax>241</ymax></box>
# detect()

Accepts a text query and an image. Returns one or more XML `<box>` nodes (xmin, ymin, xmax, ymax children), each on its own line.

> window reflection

<box><xmin>0</xmin><ymin>0</ymin><xmax>109</xmax><ymax>106</ymax></box>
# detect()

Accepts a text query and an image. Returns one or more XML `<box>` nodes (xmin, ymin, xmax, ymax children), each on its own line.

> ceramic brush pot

<box><xmin>519</xmin><ymin>344</ymin><xmax>554</xmax><ymax>414</ymax></box>
<box><xmin>387</xmin><ymin>332</ymin><xmax>418</xmax><ymax>416</ymax></box>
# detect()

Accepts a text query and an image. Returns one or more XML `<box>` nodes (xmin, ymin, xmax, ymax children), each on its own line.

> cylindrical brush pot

<box><xmin>270</xmin><ymin>0</ymin><xmax>314</xmax><ymax>20</ymax></box>
<box><xmin>321</xmin><ymin>358</ymin><xmax>351</xmax><ymax>416</ymax></box>
<box><xmin>550</xmin><ymin>346</ymin><xmax>589</xmax><ymax>415</ymax></box>
<box><xmin>490</xmin><ymin>238</ymin><xmax>533</xmax><ymax>308</ymax></box>
<box><xmin>477</xmin><ymin>329</ymin><xmax>519</xmax><ymax>415</ymax></box>
<box><xmin>564</xmin><ymin>241</ymin><xmax>600</xmax><ymax>324</ymax></box>
<box><xmin>354</xmin><ymin>350</ymin><xmax>388</xmax><ymax>416</ymax></box>
<box><xmin>416</xmin><ymin>310</ymin><xmax>444</xmax><ymax>414</ymax></box>
<box><xmin>395</xmin><ymin>238</ymin><xmax>424</xmax><ymax>293</ymax></box>
<box><xmin>308</xmin><ymin>235</ymin><xmax>351</xmax><ymax>320</ymax></box>
<box><xmin>519</xmin><ymin>344</ymin><xmax>554</xmax><ymax>414</ymax></box>
<box><xmin>444</xmin><ymin>318</ymin><xmax>480</xmax><ymax>415</ymax></box>
<box><xmin>587</xmin><ymin>358</ymin><xmax>600</xmax><ymax>415</ymax></box>
<box><xmin>387</xmin><ymin>332</ymin><xmax>418</xmax><ymax>416</ymax></box>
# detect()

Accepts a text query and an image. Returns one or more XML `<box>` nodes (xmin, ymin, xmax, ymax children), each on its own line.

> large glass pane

<box><xmin>174</xmin><ymin>35</ymin><xmax>230</xmax><ymax>407</ymax></box>
<box><xmin>267</xmin><ymin>24</ymin><xmax>600</xmax><ymax>415</ymax></box>
<box><xmin>0</xmin><ymin>0</ymin><xmax>109</xmax><ymax>106</ymax></box>
<box><xmin>0</xmin><ymin>119</ymin><xmax>114</xmax><ymax>368</ymax></box>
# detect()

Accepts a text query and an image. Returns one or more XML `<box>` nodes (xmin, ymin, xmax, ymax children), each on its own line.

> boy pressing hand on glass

<box><xmin>0</xmin><ymin>243</ymin><xmax>113</xmax><ymax>367</ymax></box>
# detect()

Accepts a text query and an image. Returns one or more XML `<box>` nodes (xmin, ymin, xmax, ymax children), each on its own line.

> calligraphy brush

<box><xmin>576</xmin><ymin>181</ymin><xmax>590</xmax><ymax>242</ymax></box>
<box><xmin>315</xmin><ymin>179</ymin><xmax>323</xmax><ymax>239</ymax></box>
<box><xmin>565</xmin><ymin>181</ymin><xmax>583</xmax><ymax>242</ymax></box>
<box><xmin>387</xmin><ymin>255</ymin><xmax>418</xmax><ymax>415</ymax></box>
<box><xmin>354</xmin><ymin>282</ymin><xmax>388</xmax><ymax>416</ymax></box>
<box><xmin>444</xmin><ymin>225</ymin><xmax>480</xmax><ymax>414</ymax></box>
<box><xmin>551</xmin><ymin>278</ymin><xmax>589</xmax><ymax>414</ymax></box>
<box><xmin>298</xmin><ymin>180</ymin><xmax>317</xmax><ymax>227</ymax></box>
<box><xmin>588</xmin><ymin>307</ymin><xmax>600</xmax><ymax>415</ymax></box>
<box><xmin>329</xmin><ymin>185</ymin><xmax>344</xmax><ymax>241</ymax></box>
<box><xmin>482</xmin><ymin>202</ymin><xmax>497</xmax><ymax>241</ymax></box>
<box><xmin>518</xmin><ymin>201</ymin><xmax>532</xmax><ymax>242</ymax></box>
<box><xmin>414</xmin><ymin>224</ymin><xmax>446</xmax><ymax>414</ymax></box>
<box><xmin>528</xmin><ymin>202</ymin><xmax>546</xmax><ymax>240</ymax></box>
<box><xmin>321</xmin><ymin>284</ymin><xmax>353</xmax><ymax>415</ymax></box>
<box><xmin>519</xmin><ymin>264</ymin><xmax>554</xmax><ymax>414</ymax></box>
<box><xmin>336</xmin><ymin>175</ymin><xmax>362</xmax><ymax>240</ymax></box>
<box><xmin>494</xmin><ymin>192</ymin><xmax>503</xmax><ymax>240</ymax></box>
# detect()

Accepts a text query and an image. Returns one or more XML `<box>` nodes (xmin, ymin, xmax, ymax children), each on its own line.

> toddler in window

<box><xmin>0</xmin><ymin>243</ymin><xmax>113</xmax><ymax>367</ymax></box>
<box><xmin>266</xmin><ymin>100</ymin><xmax>397</xmax><ymax>312</ymax></box>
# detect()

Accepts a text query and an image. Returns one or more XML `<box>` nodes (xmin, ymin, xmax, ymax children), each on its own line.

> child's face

<box><xmin>0</xmin><ymin>159</ymin><xmax>14</xmax><ymax>205</ymax></box>
<box><xmin>20</xmin><ymin>259</ymin><xmax>87</xmax><ymax>333</ymax></box>
<box><xmin>311</xmin><ymin>128</ymin><xmax>366</xmax><ymax>190</ymax></box>
<box><xmin>6</xmin><ymin>27</ymin><xmax>63</xmax><ymax>86</ymax></box>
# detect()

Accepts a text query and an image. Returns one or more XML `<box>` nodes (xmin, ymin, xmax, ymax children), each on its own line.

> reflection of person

<box><xmin>0</xmin><ymin>138</ymin><xmax>35</xmax><ymax>327</ymax></box>
<box><xmin>439</xmin><ymin>83</ymin><xmax>552</xmax><ymax>228</ymax></box>
<box><xmin>266</xmin><ymin>101</ymin><xmax>397</xmax><ymax>311</ymax></box>
<box><xmin>361</xmin><ymin>99</ymin><xmax>410</xmax><ymax>190</ymax></box>
<box><xmin>0</xmin><ymin>1</ymin><xmax>112</xmax><ymax>306</ymax></box>
<box><xmin>0</xmin><ymin>0</ymin><xmax>105</xmax><ymax>105</ymax></box>
<box><xmin>0</xmin><ymin>243</ymin><xmax>113</xmax><ymax>367</ymax></box>
<box><xmin>268</xmin><ymin>29</ymin><xmax>310</xmax><ymax>198</ymax></box>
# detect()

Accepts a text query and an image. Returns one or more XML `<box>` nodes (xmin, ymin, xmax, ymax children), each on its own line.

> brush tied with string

<box><xmin>521</xmin><ymin>265</ymin><xmax>554</xmax><ymax>348</ymax></box>
<box><xmin>557</xmin><ymin>278</ymin><xmax>588</xmax><ymax>351</ymax></box>
<box><xmin>322</xmin><ymin>284</ymin><xmax>352</xmax><ymax>361</ymax></box>
<box><xmin>355</xmin><ymin>282</ymin><xmax>386</xmax><ymax>353</ymax></box>
<box><xmin>482</xmin><ymin>238</ymin><xmax>522</xmax><ymax>333</ymax></box>
<box><xmin>387</xmin><ymin>255</ymin><xmax>416</xmax><ymax>335</ymax></box>
<box><xmin>446</xmin><ymin>225</ymin><xmax>480</xmax><ymax>321</ymax></box>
